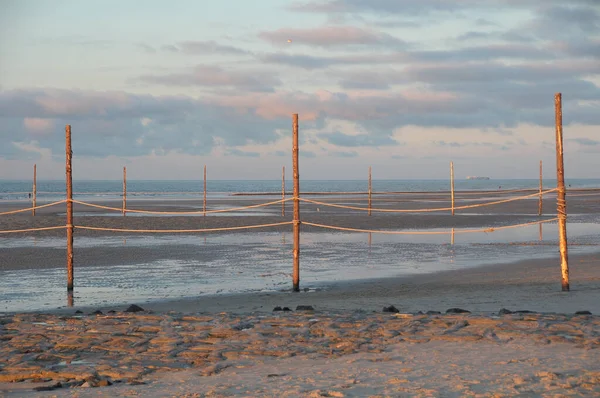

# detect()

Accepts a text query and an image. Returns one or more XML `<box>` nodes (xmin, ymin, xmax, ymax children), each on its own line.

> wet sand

<box><xmin>1</xmin><ymin>192</ymin><xmax>600</xmax><ymax>395</ymax></box>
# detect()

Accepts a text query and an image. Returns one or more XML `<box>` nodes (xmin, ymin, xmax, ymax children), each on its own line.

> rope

<box><xmin>299</xmin><ymin>189</ymin><xmax>557</xmax><ymax>213</ymax></box>
<box><xmin>301</xmin><ymin>218</ymin><xmax>559</xmax><ymax>235</ymax></box>
<box><xmin>70</xmin><ymin>198</ymin><xmax>293</xmax><ymax>215</ymax></box>
<box><xmin>0</xmin><ymin>200</ymin><xmax>67</xmax><ymax>216</ymax></box>
<box><xmin>0</xmin><ymin>225</ymin><xmax>66</xmax><ymax>234</ymax></box>
<box><xmin>74</xmin><ymin>221</ymin><xmax>294</xmax><ymax>233</ymax></box>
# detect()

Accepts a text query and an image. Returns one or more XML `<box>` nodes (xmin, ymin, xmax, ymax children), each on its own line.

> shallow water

<box><xmin>1</xmin><ymin>219</ymin><xmax>599</xmax><ymax>313</ymax></box>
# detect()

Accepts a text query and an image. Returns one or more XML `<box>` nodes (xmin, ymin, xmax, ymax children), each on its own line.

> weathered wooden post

<box><xmin>555</xmin><ymin>93</ymin><xmax>569</xmax><ymax>291</ymax></box>
<box><xmin>32</xmin><ymin>164</ymin><xmax>37</xmax><ymax>216</ymax></box>
<box><xmin>450</xmin><ymin>161</ymin><xmax>455</xmax><ymax>216</ymax></box>
<box><xmin>538</xmin><ymin>160</ymin><xmax>543</xmax><ymax>216</ymax></box>
<box><xmin>203</xmin><ymin>165</ymin><xmax>207</xmax><ymax>217</ymax></box>
<box><xmin>122</xmin><ymin>166</ymin><xmax>127</xmax><ymax>216</ymax></box>
<box><xmin>368</xmin><ymin>166</ymin><xmax>372</xmax><ymax>216</ymax></box>
<box><xmin>292</xmin><ymin>114</ymin><xmax>300</xmax><ymax>292</ymax></box>
<box><xmin>66</xmin><ymin>125</ymin><xmax>74</xmax><ymax>294</ymax></box>
<box><xmin>282</xmin><ymin>166</ymin><xmax>285</xmax><ymax>217</ymax></box>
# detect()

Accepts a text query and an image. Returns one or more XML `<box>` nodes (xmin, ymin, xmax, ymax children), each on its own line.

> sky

<box><xmin>0</xmin><ymin>0</ymin><xmax>599</xmax><ymax>180</ymax></box>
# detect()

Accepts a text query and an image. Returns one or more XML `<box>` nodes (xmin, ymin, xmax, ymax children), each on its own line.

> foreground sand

<box><xmin>1</xmin><ymin>253</ymin><xmax>599</xmax><ymax>397</ymax></box>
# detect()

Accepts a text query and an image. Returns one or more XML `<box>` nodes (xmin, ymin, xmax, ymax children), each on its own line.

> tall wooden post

<box><xmin>538</xmin><ymin>160</ymin><xmax>543</xmax><ymax>216</ymax></box>
<box><xmin>368</xmin><ymin>166</ymin><xmax>372</xmax><ymax>216</ymax></box>
<box><xmin>282</xmin><ymin>166</ymin><xmax>285</xmax><ymax>217</ymax></box>
<box><xmin>450</xmin><ymin>161</ymin><xmax>455</xmax><ymax>216</ymax></box>
<box><xmin>32</xmin><ymin>164</ymin><xmax>37</xmax><ymax>216</ymax></box>
<box><xmin>122</xmin><ymin>166</ymin><xmax>127</xmax><ymax>216</ymax></box>
<box><xmin>203</xmin><ymin>165</ymin><xmax>207</xmax><ymax>217</ymax></box>
<box><xmin>555</xmin><ymin>93</ymin><xmax>569</xmax><ymax>291</ymax></box>
<box><xmin>66</xmin><ymin>125</ymin><xmax>74</xmax><ymax>293</ymax></box>
<box><xmin>292</xmin><ymin>114</ymin><xmax>300</xmax><ymax>292</ymax></box>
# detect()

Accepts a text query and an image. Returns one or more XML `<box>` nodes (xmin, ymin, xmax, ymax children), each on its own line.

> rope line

<box><xmin>0</xmin><ymin>200</ymin><xmax>67</xmax><ymax>216</ymax></box>
<box><xmin>74</xmin><ymin>221</ymin><xmax>294</xmax><ymax>233</ymax></box>
<box><xmin>301</xmin><ymin>218</ymin><xmax>559</xmax><ymax>235</ymax></box>
<box><xmin>299</xmin><ymin>189</ymin><xmax>557</xmax><ymax>213</ymax></box>
<box><xmin>70</xmin><ymin>198</ymin><xmax>293</xmax><ymax>215</ymax></box>
<box><xmin>0</xmin><ymin>225</ymin><xmax>66</xmax><ymax>234</ymax></box>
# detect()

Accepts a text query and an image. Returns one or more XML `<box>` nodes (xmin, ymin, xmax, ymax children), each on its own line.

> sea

<box><xmin>1</xmin><ymin>178</ymin><xmax>600</xmax><ymax>312</ymax></box>
<box><xmin>2</xmin><ymin>178</ymin><xmax>600</xmax><ymax>201</ymax></box>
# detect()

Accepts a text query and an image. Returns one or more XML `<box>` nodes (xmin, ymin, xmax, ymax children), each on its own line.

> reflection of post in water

<box><xmin>539</xmin><ymin>222</ymin><xmax>543</xmax><ymax>241</ymax></box>
<box><xmin>282</xmin><ymin>232</ymin><xmax>286</xmax><ymax>245</ymax></box>
<box><xmin>67</xmin><ymin>291</ymin><xmax>74</xmax><ymax>307</ymax></box>
<box><xmin>451</xmin><ymin>228</ymin><xmax>455</xmax><ymax>246</ymax></box>
<box><xmin>123</xmin><ymin>238</ymin><xmax>126</xmax><ymax>246</ymax></box>
<box><xmin>368</xmin><ymin>232</ymin><xmax>372</xmax><ymax>251</ymax></box>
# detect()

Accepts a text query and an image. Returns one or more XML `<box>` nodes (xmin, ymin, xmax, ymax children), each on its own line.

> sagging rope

<box><xmin>301</xmin><ymin>218</ymin><xmax>559</xmax><ymax>235</ymax></box>
<box><xmin>70</xmin><ymin>198</ymin><xmax>293</xmax><ymax>215</ymax></box>
<box><xmin>0</xmin><ymin>200</ymin><xmax>67</xmax><ymax>217</ymax></box>
<box><xmin>0</xmin><ymin>225</ymin><xmax>66</xmax><ymax>234</ymax></box>
<box><xmin>74</xmin><ymin>221</ymin><xmax>294</xmax><ymax>233</ymax></box>
<box><xmin>299</xmin><ymin>188</ymin><xmax>557</xmax><ymax>213</ymax></box>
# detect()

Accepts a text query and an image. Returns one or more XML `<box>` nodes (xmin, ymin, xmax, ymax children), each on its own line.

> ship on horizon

<box><xmin>466</xmin><ymin>176</ymin><xmax>490</xmax><ymax>180</ymax></box>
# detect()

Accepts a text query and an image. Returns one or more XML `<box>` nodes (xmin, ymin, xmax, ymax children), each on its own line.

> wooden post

<box><xmin>292</xmin><ymin>114</ymin><xmax>300</xmax><ymax>292</ymax></box>
<box><xmin>282</xmin><ymin>166</ymin><xmax>285</xmax><ymax>217</ymax></box>
<box><xmin>368</xmin><ymin>166</ymin><xmax>372</xmax><ymax>216</ymax></box>
<box><xmin>203</xmin><ymin>165</ymin><xmax>207</xmax><ymax>217</ymax></box>
<box><xmin>538</xmin><ymin>160</ymin><xmax>543</xmax><ymax>216</ymax></box>
<box><xmin>122</xmin><ymin>166</ymin><xmax>127</xmax><ymax>216</ymax></box>
<box><xmin>555</xmin><ymin>93</ymin><xmax>569</xmax><ymax>292</ymax></box>
<box><xmin>32</xmin><ymin>164</ymin><xmax>37</xmax><ymax>216</ymax></box>
<box><xmin>66</xmin><ymin>125</ymin><xmax>74</xmax><ymax>293</ymax></box>
<box><xmin>450</xmin><ymin>161</ymin><xmax>455</xmax><ymax>216</ymax></box>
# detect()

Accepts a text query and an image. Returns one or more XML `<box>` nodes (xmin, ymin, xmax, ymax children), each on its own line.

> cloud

<box><xmin>569</xmin><ymin>137</ymin><xmax>600</xmax><ymax>146</ymax></box>
<box><xmin>23</xmin><ymin>118</ymin><xmax>55</xmax><ymax>135</ymax></box>
<box><xmin>329</xmin><ymin>150</ymin><xmax>358</xmax><ymax>157</ymax></box>
<box><xmin>289</xmin><ymin>0</ymin><xmax>477</xmax><ymax>15</ymax></box>
<box><xmin>0</xmin><ymin>89</ymin><xmax>288</xmax><ymax>158</ymax></box>
<box><xmin>224</xmin><ymin>148</ymin><xmax>261</xmax><ymax>157</ymax></box>
<box><xmin>259</xmin><ymin>26</ymin><xmax>406</xmax><ymax>49</ymax></box>
<box><xmin>139</xmin><ymin>65</ymin><xmax>282</xmax><ymax>92</ymax></box>
<box><xmin>167</xmin><ymin>41</ymin><xmax>251</xmax><ymax>55</ymax></box>
<box><xmin>324</xmin><ymin>131</ymin><xmax>398</xmax><ymax>147</ymax></box>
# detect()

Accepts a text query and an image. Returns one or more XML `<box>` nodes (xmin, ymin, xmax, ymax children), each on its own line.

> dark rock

<box><xmin>303</xmin><ymin>288</ymin><xmax>310</xmax><ymax>292</ymax></box>
<box><xmin>382</xmin><ymin>305</ymin><xmax>399</xmax><ymax>313</ymax></box>
<box><xmin>75</xmin><ymin>310</ymin><xmax>83</xmax><ymax>314</ymax></box>
<box><xmin>499</xmin><ymin>308</ymin><xmax>513</xmax><ymax>315</ymax></box>
<box><xmin>273</xmin><ymin>306</ymin><xmax>283</xmax><ymax>312</ymax></box>
<box><xmin>515</xmin><ymin>310</ymin><xmax>536</xmax><ymax>314</ymax></box>
<box><xmin>446</xmin><ymin>308</ymin><xmax>471</xmax><ymax>314</ymax></box>
<box><xmin>33</xmin><ymin>382</ymin><xmax>62</xmax><ymax>391</ymax></box>
<box><xmin>124</xmin><ymin>304</ymin><xmax>144</xmax><ymax>313</ymax></box>
<box><xmin>426</xmin><ymin>311</ymin><xmax>442</xmax><ymax>315</ymax></box>
<box><xmin>107</xmin><ymin>310</ymin><xmax>116</xmax><ymax>314</ymax></box>
<box><xmin>296</xmin><ymin>305</ymin><xmax>314</xmax><ymax>311</ymax></box>
<box><xmin>282</xmin><ymin>307</ymin><xmax>292</xmax><ymax>311</ymax></box>
<box><xmin>575</xmin><ymin>310</ymin><xmax>592</xmax><ymax>315</ymax></box>
<box><xmin>90</xmin><ymin>310</ymin><xmax>103</xmax><ymax>315</ymax></box>
<box><xmin>233</xmin><ymin>322</ymin><xmax>254</xmax><ymax>331</ymax></box>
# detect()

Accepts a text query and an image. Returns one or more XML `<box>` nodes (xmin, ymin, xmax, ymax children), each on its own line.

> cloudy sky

<box><xmin>1</xmin><ymin>0</ymin><xmax>598</xmax><ymax>180</ymax></box>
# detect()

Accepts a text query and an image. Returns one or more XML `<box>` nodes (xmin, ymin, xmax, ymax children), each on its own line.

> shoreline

<box><xmin>18</xmin><ymin>250</ymin><xmax>598</xmax><ymax>317</ymax></box>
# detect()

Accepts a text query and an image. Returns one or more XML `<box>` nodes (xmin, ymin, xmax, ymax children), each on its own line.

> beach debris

<box><xmin>575</xmin><ymin>310</ymin><xmax>592</xmax><ymax>315</ymax></box>
<box><xmin>125</xmin><ymin>304</ymin><xmax>145</xmax><ymax>313</ymax></box>
<box><xmin>445</xmin><ymin>308</ymin><xmax>470</xmax><ymax>314</ymax></box>
<box><xmin>382</xmin><ymin>305</ymin><xmax>399</xmax><ymax>313</ymax></box>
<box><xmin>232</xmin><ymin>321</ymin><xmax>254</xmax><ymax>331</ymax></box>
<box><xmin>296</xmin><ymin>305</ymin><xmax>315</xmax><ymax>311</ymax></box>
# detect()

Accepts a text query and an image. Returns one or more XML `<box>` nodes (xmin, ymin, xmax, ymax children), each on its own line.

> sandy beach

<box><xmin>1</xmin><ymin>192</ymin><xmax>600</xmax><ymax>396</ymax></box>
